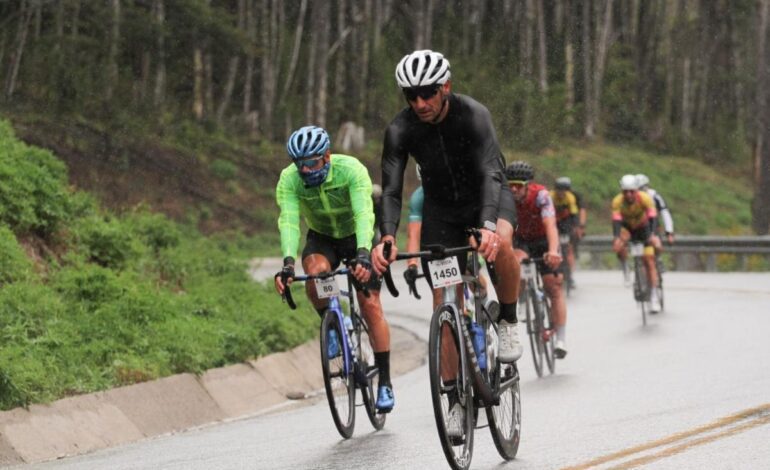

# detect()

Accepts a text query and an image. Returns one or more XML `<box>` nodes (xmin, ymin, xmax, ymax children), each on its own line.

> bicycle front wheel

<box><xmin>358</xmin><ymin>323</ymin><xmax>386</xmax><ymax>430</ymax></box>
<box><xmin>320</xmin><ymin>311</ymin><xmax>355</xmax><ymax>438</ymax></box>
<box><xmin>482</xmin><ymin>305</ymin><xmax>521</xmax><ymax>460</ymax></box>
<box><xmin>541</xmin><ymin>297</ymin><xmax>556</xmax><ymax>375</ymax></box>
<box><xmin>523</xmin><ymin>286</ymin><xmax>544</xmax><ymax>378</ymax></box>
<box><xmin>633</xmin><ymin>259</ymin><xmax>649</xmax><ymax>326</ymax></box>
<box><xmin>429</xmin><ymin>305</ymin><xmax>474</xmax><ymax>470</ymax></box>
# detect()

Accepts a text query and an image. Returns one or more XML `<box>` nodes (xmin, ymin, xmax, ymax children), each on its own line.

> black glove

<box><xmin>276</xmin><ymin>256</ymin><xmax>295</xmax><ymax>285</ymax></box>
<box><xmin>403</xmin><ymin>264</ymin><xmax>421</xmax><ymax>299</ymax></box>
<box><xmin>354</xmin><ymin>248</ymin><xmax>373</xmax><ymax>273</ymax></box>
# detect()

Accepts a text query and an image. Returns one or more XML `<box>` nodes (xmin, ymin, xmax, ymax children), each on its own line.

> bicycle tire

<box><xmin>357</xmin><ymin>322</ymin><xmax>386</xmax><ymax>430</ymax></box>
<box><xmin>429</xmin><ymin>305</ymin><xmax>474</xmax><ymax>470</ymax></box>
<box><xmin>481</xmin><ymin>302</ymin><xmax>521</xmax><ymax>460</ymax></box>
<box><xmin>633</xmin><ymin>259</ymin><xmax>649</xmax><ymax>326</ymax></box>
<box><xmin>524</xmin><ymin>283</ymin><xmax>545</xmax><ymax>378</ymax></box>
<box><xmin>320</xmin><ymin>311</ymin><xmax>355</xmax><ymax>438</ymax></box>
<box><xmin>541</xmin><ymin>295</ymin><xmax>556</xmax><ymax>374</ymax></box>
<box><xmin>656</xmin><ymin>258</ymin><xmax>665</xmax><ymax>312</ymax></box>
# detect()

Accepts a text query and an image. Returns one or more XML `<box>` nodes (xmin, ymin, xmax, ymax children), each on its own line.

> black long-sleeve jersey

<box><xmin>379</xmin><ymin>93</ymin><xmax>507</xmax><ymax>237</ymax></box>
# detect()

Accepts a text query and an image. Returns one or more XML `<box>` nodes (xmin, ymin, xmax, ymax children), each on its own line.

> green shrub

<box><xmin>0</xmin><ymin>120</ymin><xmax>72</xmax><ymax>236</ymax></box>
<box><xmin>0</xmin><ymin>226</ymin><xmax>33</xmax><ymax>284</ymax></box>
<box><xmin>71</xmin><ymin>215</ymin><xmax>140</xmax><ymax>269</ymax></box>
<box><xmin>210</xmin><ymin>158</ymin><xmax>238</xmax><ymax>180</ymax></box>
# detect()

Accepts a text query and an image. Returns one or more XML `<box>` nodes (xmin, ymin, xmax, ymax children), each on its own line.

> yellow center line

<box><xmin>562</xmin><ymin>403</ymin><xmax>770</xmax><ymax>470</ymax></box>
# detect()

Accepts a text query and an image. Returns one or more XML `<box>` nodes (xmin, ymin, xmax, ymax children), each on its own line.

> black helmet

<box><xmin>505</xmin><ymin>161</ymin><xmax>534</xmax><ymax>182</ymax></box>
<box><xmin>555</xmin><ymin>176</ymin><xmax>571</xmax><ymax>190</ymax></box>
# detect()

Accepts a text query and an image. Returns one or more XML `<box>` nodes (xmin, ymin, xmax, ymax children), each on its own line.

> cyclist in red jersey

<box><xmin>505</xmin><ymin>161</ymin><xmax>568</xmax><ymax>358</ymax></box>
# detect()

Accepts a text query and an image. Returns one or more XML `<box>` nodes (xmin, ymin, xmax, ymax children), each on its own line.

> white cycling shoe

<box><xmin>650</xmin><ymin>288</ymin><xmax>661</xmax><ymax>313</ymax></box>
<box><xmin>498</xmin><ymin>320</ymin><xmax>523</xmax><ymax>363</ymax></box>
<box><xmin>446</xmin><ymin>403</ymin><xmax>466</xmax><ymax>440</ymax></box>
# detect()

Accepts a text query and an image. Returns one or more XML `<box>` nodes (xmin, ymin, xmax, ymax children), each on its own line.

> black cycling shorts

<box><xmin>626</xmin><ymin>225</ymin><xmax>653</xmax><ymax>244</ymax></box>
<box><xmin>420</xmin><ymin>187</ymin><xmax>516</xmax><ymax>288</ymax></box>
<box><xmin>514</xmin><ymin>237</ymin><xmax>561</xmax><ymax>276</ymax></box>
<box><xmin>302</xmin><ymin>229</ymin><xmax>382</xmax><ymax>291</ymax></box>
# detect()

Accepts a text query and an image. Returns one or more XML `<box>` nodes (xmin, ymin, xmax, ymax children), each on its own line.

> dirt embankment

<box><xmin>14</xmin><ymin>119</ymin><xmax>283</xmax><ymax>234</ymax></box>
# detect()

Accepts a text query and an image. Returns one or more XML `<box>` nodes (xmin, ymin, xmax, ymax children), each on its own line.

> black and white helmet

<box><xmin>395</xmin><ymin>50</ymin><xmax>451</xmax><ymax>88</ymax></box>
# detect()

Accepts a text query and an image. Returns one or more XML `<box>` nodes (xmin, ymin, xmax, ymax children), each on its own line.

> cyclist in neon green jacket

<box><xmin>274</xmin><ymin>125</ymin><xmax>394</xmax><ymax>412</ymax></box>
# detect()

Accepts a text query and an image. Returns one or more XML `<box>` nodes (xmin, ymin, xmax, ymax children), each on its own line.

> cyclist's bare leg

<box><xmin>542</xmin><ymin>273</ymin><xmax>566</xmax><ymax>327</ymax></box>
<box><xmin>644</xmin><ymin>253</ymin><xmax>658</xmax><ymax>287</ymax></box>
<box><xmin>435</xmin><ymin>285</ymin><xmax>464</xmax><ymax>381</ymax></box>
<box><xmin>302</xmin><ymin>254</ymin><xmax>333</xmax><ymax>311</ymax></box>
<box><xmin>493</xmin><ymin>219</ymin><xmax>520</xmax><ymax>304</ymax></box>
<box><xmin>357</xmin><ymin>290</ymin><xmax>390</xmax><ymax>352</ymax></box>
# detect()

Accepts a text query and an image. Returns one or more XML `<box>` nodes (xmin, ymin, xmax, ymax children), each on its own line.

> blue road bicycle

<box><xmin>283</xmin><ymin>263</ymin><xmax>386</xmax><ymax>438</ymax></box>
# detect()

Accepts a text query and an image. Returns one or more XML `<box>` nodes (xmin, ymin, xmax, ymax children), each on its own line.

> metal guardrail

<box><xmin>579</xmin><ymin>235</ymin><xmax>770</xmax><ymax>271</ymax></box>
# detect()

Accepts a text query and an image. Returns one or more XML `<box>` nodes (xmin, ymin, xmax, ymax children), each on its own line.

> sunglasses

<box><xmin>295</xmin><ymin>155</ymin><xmax>325</xmax><ymax>169</ymax></box>
<box><xmin>508</xmin><ymin>180</ymin><xmax>527</xmax><ymax>187</ymax></box>
<box><xmin>402</xmin><ymin>85</ymin><xmax>441</xmax><ymax>102</ymax></box>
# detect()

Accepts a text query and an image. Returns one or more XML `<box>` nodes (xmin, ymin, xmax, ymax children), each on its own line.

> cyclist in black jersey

<box><xmin>372</xmin><ymin>47</ymin><xmax>522</xmax><ymax>393</ymax></box>
<box><xmin>372</xmin><ymin>50</ymin><xmax>523</xmax><ymax>438</ymax></box>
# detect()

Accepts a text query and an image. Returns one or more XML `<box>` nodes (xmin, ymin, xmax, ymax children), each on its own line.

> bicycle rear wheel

<box><xmin>523</xmin><ymin>286</ymin><xmax>544</xmax><ymax>377</ymax></box>
<box><xmin>320</xmin><ymin>311</ymin><xmax>355</xmax><ymax>438</ymax></box>
<box><xmin>429</xmin><ymin>305</ymin><xmax>474</xmax><ymax>470</ymax></box>
<box><xmin>357</xmin><ymin>323</ymin><xmax>386</xmax><ymax>430</ymax></box>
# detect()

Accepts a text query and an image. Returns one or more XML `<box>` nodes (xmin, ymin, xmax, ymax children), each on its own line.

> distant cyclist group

<box><xmin>272</xmin><ymin>48</ymin><xmax>674</xmax><ymax>468</ymax></box>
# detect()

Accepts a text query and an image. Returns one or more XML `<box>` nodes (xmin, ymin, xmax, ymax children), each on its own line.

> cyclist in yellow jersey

<box><xmin>550</xmin><ymin>177</ymin><xmax>581</xmax><ymax>289</ymax></box>
<box><xmin>274</xmin><ymin>126</ymin><xmax>394</xmax><ymax>412</ymax></box>
<box><xmin>611</xmin><ymin>174</ymin><xmax>662</xmax><ymax>312</ymax></box>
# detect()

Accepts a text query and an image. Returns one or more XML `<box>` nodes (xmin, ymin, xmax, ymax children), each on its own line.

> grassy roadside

<box><xmin>0</xmin><ymin>120</ymin><xmax>318</xmax><ymax>410</ymax></box>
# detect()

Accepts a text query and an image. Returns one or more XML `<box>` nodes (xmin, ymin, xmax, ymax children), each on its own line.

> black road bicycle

<box><xmin>383</xmin><ymin>230</ymin><xmax>521</xmax><ymax>470</ymax></box>
<box><xmin>282</xmin><ymin>262</ymin><xmax>386</xmax><ymax>438</ymax></box>
<box><xmin>518</xmin><ymin>257</ymin><xmax>556</xmax><ymax>378</ymax></box>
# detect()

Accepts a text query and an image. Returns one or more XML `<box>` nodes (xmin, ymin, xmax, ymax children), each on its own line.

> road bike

<box><xmin>518</xmin><ymin>257</ymin><xmax>556</xmax><ymax>378</ymax></box>
<box><xmin>383</xmin><ymin>231</ymin><xmax>521</xmax><ymax>470</ymax></box>
<box><xmin>282</xmin><ymin>263</ymin><xmax>386</xmax><ymax>438</ymax></box>
<box><xmin>629</xmin><ymin>241</ymin><xmax>651</xmax><ymax>325</ymax></box>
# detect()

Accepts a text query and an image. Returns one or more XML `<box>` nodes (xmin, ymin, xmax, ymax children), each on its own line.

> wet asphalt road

<box><xmin>24</xmin><ymin>267</ymin><xmax>770</xmax><ymax>470</ymax></box>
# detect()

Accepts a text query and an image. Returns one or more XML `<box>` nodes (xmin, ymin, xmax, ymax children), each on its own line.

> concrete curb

<box><xmin>0</xmin><ymin>326</ymin><xmax>425</xmax><ymax>466</ymax></box>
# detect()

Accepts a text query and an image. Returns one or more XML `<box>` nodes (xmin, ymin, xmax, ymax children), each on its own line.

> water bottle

<box><xmin>470</xmin><ymin>321</ymin><xmax>487</xmax><ymax>371</ymax></box>
<box><xmin>344</xmin><ymin>316</ymin><xmax>356</xmax><ymax>357</ymax></box>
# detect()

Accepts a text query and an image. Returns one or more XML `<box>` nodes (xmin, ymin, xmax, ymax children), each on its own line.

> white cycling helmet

<box><xmin>395</xmin><ymin>50</ymin><xmax>451</xmax><ymax>88</ymax></box>
<box><xmin>619</xmin><ymin>174</ymin><xmax>639</xmax><ymax>191</ymax></box>
<box><xmin>635</xmin><ymin>173</ymin><xmax>650</xmax><ymax>188</ymax></box>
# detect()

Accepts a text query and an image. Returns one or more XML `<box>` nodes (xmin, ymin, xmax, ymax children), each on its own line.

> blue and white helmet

<box><xmin>287</xmin><ymin>126</ymin><xmax>330</xmax><ymax>160</ymax></box>
<box><xmin>395</xmin><ymin>50</ymin><xmax>451</xmax><ymax>88</ymax></box>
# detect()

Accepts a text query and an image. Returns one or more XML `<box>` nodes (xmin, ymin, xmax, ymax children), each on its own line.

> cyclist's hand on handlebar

<box><xmin>352</xmin><ymin>248</ymin><xmax>373</xmax><ymax>283</ymax></box>
<box><xmin>544</xmin><ymin>251</ymin><xmax>562</xmax><ymax>270</ymax></box>
<box><xmin>612</xmin><ymin>237</ymin><xmax>624</xmax><ymax>253</ymax></box>
<box><xmin>473</xmin><ymin>228</ymin><xmax>501</xmax><ymax>262</ymax></box>
<box><xmin>274</xmin><ymin>257</ymin><xmax>295</xmax><ymax>295</ymax></box>
<box><xmin>372</xmin><ymin>235</ymin><xmax>397</xmax><ymax>274</ymax></box>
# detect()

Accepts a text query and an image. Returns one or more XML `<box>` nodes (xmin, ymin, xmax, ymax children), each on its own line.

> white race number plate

<box><xmin>428</xmin><ymin>257</ymin><xmax>463</xmax><ymax>288</ymax></box>
<box><xmin>314</xmin><ymin>277</ymin><xmax>340</xmax><ymax>299</ymax></box>
<box><xmin>629</xmin><ymin>243</ymin><xmax>645</xmax><ymax>257</ymax></box>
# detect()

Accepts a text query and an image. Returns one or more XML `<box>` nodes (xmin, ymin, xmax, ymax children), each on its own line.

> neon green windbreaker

<box><xmin>276</xmin><ymin>154</ymin><xmax>375</xmax><ymax>259</ymax></box>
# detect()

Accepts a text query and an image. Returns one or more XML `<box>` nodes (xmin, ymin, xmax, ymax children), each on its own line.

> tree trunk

<box><xmin>582</xmin><ymin>0</ymin><xmax>594</xmax><ymax>138</ymax></box>
<box><xmin>536</xmin><ymin>0</ymin><xmax>548</xmax><ymax>93</ymax></box>
<box><xmin>314</xmin><ymin>0</ymin><xmax>330</xmax><ymax>128</ymax></box>
<box><xmin>3</xmin><ymin>0</ymin><xmax>32</xmax><ymax>101</ymax></box>
<box><xmin>193</xmin><ymin>47</ymin><xmax>204</xmax><ymax>120</ymax></box>
<box><xmin>153</xmin><ymin>0</ymin><xmax>166</xmax><ymax>110</ymax></box>
<box><xmin>243</xmin><ymin>0</ymin><xmax>255</xmax><ymax>116</ymax></box>
<box><xmin>356</xmin><ymin>0</ymin><xmax>371</xmax><ymax>124</ymax></box>
<box><xmin>71</xmin><ymin>0</ymin><xmax>80</xmax><ymax>38</ymax></box>
<box><xmin>589</xmin><ymin>0</ymin><xmax>613</xmax><ymax>138</ymax></box>
<box><xmin>564</xmin><ymin>0</ymin><xmax>575</xmax><ymax>124</ymax></box>
<box><xmin>216</xmin><ymin>57</ymin><xmax>240</xmax><ymax>125</ymax></box>
<box><xmin>279</xmin><ymin>0</ymin><xmax>308</xmax><ymax>103</ymax></box>
<box><xmin>105</xmin><ymin>0</ymin><xmax>121</xmax><ymax>103</ymax></box>
<box><xmin>261</xmin><ymin>0</ymin><xmax>276</xmax><ymax>137</ymax></box>
<box><xmin>473</xmin><ymin>0</ymin><xmax>485</xmax><ymax>56</ymax></box>
<box><xmin>752</xmin><ymin>0</ymin><xmax>770</xmax><ymax>234</ymax></box>
<box><xmin>303</xmin><ymin>1</ymin><xmax>319</xmax><ymax>124</ymax></box>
